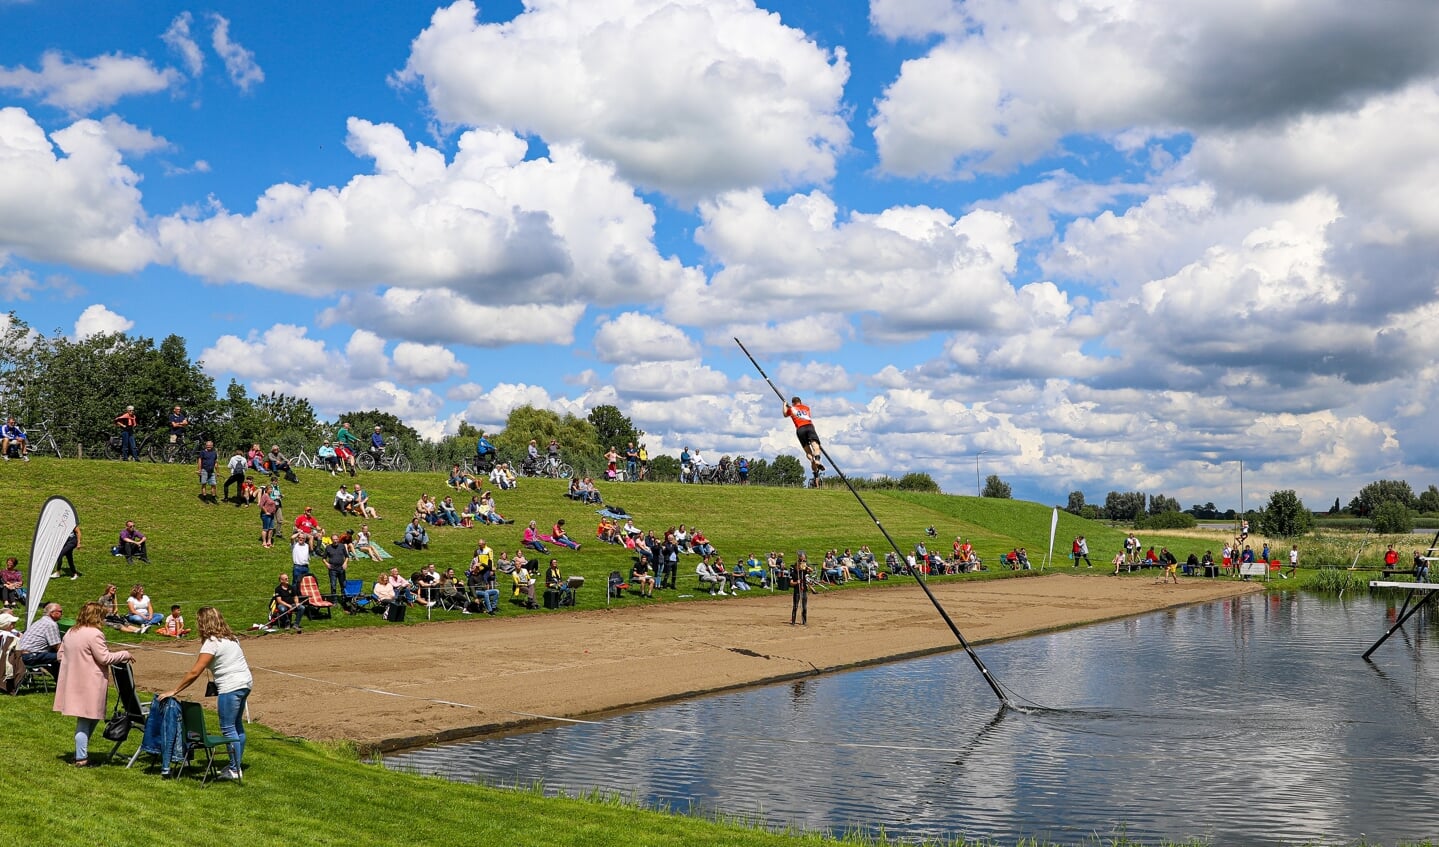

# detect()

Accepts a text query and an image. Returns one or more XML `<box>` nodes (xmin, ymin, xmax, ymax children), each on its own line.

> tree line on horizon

<box><xmin>1055</xmin><ymin>478</ymin><xmax>1436</xmax><ymax>538</ymax></box>
<box><xmin>0</xmin><ymin>312</ymin><xmax>943</xmax><ymax>488</ymax></box>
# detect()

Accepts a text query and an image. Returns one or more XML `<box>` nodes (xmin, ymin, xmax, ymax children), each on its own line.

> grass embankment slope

<box><xmin>0</xmin><ymin>459</ymin><xmax>1266</xmax><ymax>847</ymax></box>
<box><xmin>0</xmin><ymin>459</ymin><xmax>1143</xmax><ymax>627</ymax></box>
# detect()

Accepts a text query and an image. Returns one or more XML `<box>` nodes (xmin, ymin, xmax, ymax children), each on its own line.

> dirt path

<box><xmin>123</xmin><ymin>574</ymin><xmax>1262</xmax><ymax>750</ymax></box>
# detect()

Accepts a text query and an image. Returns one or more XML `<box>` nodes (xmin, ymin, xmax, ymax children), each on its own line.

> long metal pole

<box><xmin>734</xmin><ymin>337</ymin><xmax>1011</xmax><ymax>708</ymax></box>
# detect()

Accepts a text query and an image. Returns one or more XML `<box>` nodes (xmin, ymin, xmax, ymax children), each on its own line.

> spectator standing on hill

<box><xmin>223</xmin><ymin>449</ymin><xmax>247</xmax><ymax>503</ymax></box>
<box><xmin>323</xmin><ymin>537</ymin><xmax>349</xmax><ymax>595</ymax></box>
<box><xmin>197</xmin><ymin>440</ymin><xmax>218</xmax><ymax>502</ymax></box>
<box><xmin>168</xmin><ymin>405</ymin><xmax>189</xmax><ymax>445</ymax></box>
<box><xmin>53</xmin><ymin>524</ymin><xmax>82</xmax><ymax>580</ymax></box>
<box><xmin>258</xmin><ymin>482</ymin><xmax>278</xmax><ymax>548</ymax></box>
<box><xmin>790</xmin><ymin>552</ymin><xmax>812</xmax><ymax>625</ymax></box>
<box><xmin>1078</xmin><ymin>536</ymin><xmax>1092</xmax><ymax>568</ymax></box>
<box><xmin>114</xmin><ymin>405</ymin><xmax>138</xmax><ymax>461</ymax></box>
<box><xmin>625</xmin><ymin>442</ymin><xmax>639</xmax><ymax>480</ymax></box>
<box><xmin>1287</xmin><ymin>545</ymin><xmax>1299</xmax><ymax>579</ymax></box>
<box><xmin>782</xmin><ymin>397</ymin><xmax>825</xmax><ymax>480</ymax></box>
<box><xmin>637</xmin><ymin>444</ymin><xmax>649</xmax><ymax>480</ymax></box>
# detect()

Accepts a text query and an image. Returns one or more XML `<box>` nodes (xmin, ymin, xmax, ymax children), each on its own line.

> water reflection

<box><xmin>387</xmin><ymin>592</ymin><xmax>1439</xmax><ymax>846</ymax></box>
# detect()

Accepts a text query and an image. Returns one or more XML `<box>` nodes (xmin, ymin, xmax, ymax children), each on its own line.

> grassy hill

<box><xmin>0</xmin><ymin>457</ymin><xmax>1139</xmax><ymax>628</ymax></box>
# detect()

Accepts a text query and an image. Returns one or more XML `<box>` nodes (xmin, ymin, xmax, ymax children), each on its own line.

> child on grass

<box><xmin>158</xmin><ymin>604</ymin><xmax>190</xmax><ymax>638</ymax></box>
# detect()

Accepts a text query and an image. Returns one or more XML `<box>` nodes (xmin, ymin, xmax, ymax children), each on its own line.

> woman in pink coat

<box><xmin>53</xmin><ymin>601</ymin><xmax>132</xmax><ymax>766</ymax></box>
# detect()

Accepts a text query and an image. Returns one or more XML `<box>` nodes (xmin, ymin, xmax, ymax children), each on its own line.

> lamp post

<box><xmin>975</xmin><ymin>450</ymin><xmax>989</xmax><ymax>497</ymax></box>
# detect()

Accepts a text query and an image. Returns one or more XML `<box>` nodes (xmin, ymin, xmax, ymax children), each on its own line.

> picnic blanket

<box><xmin>350</xmin><ymin>541</ymin><xmax>393</xmax><ymax>560</ymax></box>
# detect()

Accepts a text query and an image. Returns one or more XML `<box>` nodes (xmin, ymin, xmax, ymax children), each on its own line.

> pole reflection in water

<box><xmin>387</xmin><ymin>592</ymin><xmax>1439</xmax><ymax>846</ymax></box>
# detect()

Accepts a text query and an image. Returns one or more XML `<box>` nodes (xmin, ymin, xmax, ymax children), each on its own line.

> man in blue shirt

<box><xmin>196</xmin><ymin>439</ymin><xmax>219</xmax><ymax>502</ymax></box>
<box><xmin>369</xmin><ymin>426</ymin><xmax>386</xmax><ymax>461</ymax></box>
<box><xmin>475</xmin><ymin>431</ymin><xmax>497</xmax><ymax>471</ymax></box>
<box><xmin>168</xmin><ymin>405</ymin><xmax>189</xmax><ymax>445</ymax></box>
<box><xmin>0</xmin><ymin>418</ymin><xmax>27</xmax><ymax>461</ymax></box>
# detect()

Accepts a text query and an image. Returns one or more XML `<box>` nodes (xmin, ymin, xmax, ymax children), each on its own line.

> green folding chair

<box><xmin>178</xmin><ymin>700</ymin><xmax>234</xmax><ymax>785</ymax></box>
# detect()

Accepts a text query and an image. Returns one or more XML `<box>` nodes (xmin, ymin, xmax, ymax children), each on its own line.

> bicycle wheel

<box><xmin>102</xmin><ymin>438</ymin><xmax>121</xmax><ymax>460</ymax></box>
<box><xmin>161</xmin><ymin>442</ymin><xmax>181</xmax><ymax>464</ymax></box>
<box><xmin>556</xmin><ymin>462</ymin><xmax>573</xmax><ymax>480</ymax></box>
<box><xmin>391</xmin><ymin>453</ymin><xmax>411</xmax><ymax>473</ymax></box>
<box><xmin>357</xmin><ymin>452</ymin><xmax>377</xmax><ymax>471</ymax></box>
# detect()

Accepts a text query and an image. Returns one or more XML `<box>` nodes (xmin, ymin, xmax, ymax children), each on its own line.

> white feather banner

<box><xmin>26</xmin><ymin>496</ymin><xmax>77</xmax><ymax>626</ymax></box>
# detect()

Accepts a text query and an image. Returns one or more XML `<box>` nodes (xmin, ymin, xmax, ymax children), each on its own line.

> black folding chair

<box><xmin>106</xmin><ymin>662</ymin><xmax>150</xmax><ymax>766</ymax></box>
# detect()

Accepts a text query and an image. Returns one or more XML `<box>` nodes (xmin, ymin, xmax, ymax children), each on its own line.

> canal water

<box><xmin>385</xmin><ymin>591</ymin><xmax>1439</xmax><ymax>846</ymax></box>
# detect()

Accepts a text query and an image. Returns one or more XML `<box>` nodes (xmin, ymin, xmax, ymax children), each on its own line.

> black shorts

<box><xmin>794</xmin><ymin>423</ymin><xmax>820</xmax><ymax>447</ymax></box>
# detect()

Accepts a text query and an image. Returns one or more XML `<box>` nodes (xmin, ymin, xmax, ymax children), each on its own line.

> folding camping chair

<box><xmin>297</xmin><ymin>574</ymin><xmax>334</xmax><ymax>620</ymax></box>
<box><xmin>107</xmin><ymin>661</ymin><xmax>151</xmax><ymax>766</ymax></box>
<box><xmin>177</xmin><ymin>700</ymin><xmax>235</xmax><ymax>785</ymax></box>
<box><xmin>339</xmin><ymin>579</ymin><xmax>374</xmax><ymax>615</ymax></box>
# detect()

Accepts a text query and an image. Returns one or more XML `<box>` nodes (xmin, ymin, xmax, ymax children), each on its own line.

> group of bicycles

<box><xmin>682</xmin><ymin>460</ymin><xmax>745</xmax><ymax>485</ymax></box>
<box><xmin>288</xmin><ymin>445</ymin><xmax>411</xmax><ymax>473</ymax></box>
<box><xmin>473</xmin><ymin>451</ymin><xmax>573</xmax><ymax>480</ymax></box>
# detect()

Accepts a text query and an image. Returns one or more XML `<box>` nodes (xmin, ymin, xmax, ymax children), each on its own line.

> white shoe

<box><xmin>718</xmin><ymin>590</ymin><xmax>728</xmax><ymax>595</ymax></box>
<box><xmin>21</xmin><ymin>455</ymin><xmax>27</xmax><ymax>462</ymax></box>
<box><xmin>709</xmin><ymin>590</ymin><xmax>717</xmax><ymax>596</ymax></box>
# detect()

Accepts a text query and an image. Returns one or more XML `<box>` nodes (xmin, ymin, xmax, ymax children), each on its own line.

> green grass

<box><xmin>0</xmin><ymin>458</ymin><xmax>1092</xmax><ymax>630</ymax></box>
<box><xmin>6</xmin><ymin>458</ymin><xmax>1435</xmax><ymax>846</ymax></box>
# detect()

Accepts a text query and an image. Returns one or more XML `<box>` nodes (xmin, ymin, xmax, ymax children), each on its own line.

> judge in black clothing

<box><xmin>790</xmin><ymin>552</ymin><xmax>813</xmax><ymax>626</ymax></box>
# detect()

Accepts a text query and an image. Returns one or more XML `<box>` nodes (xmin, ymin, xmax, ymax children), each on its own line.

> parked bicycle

<box><xmin>519</xmin><ymin>455</ymin><xmax>572</xmax><ymax>479</ymax></box>
<box><xmin>357</xmin><ymin>448</ymin><xmax>412</xmax><ymax>473</ymax></box>
<box><xmin>18</xmin><ymin>420</ymin><xmax>65</xmax><ymax>459</ymax></box>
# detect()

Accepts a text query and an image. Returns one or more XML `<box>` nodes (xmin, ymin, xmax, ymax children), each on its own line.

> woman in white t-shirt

<box><xmin>158</xmin><ymin>606</ymin><xmax>253</xmax><ymax>781</ymax></box>
<box><xmin>125</xmin><ymin>584</ymin><xmax>163</xmax><ymax>629</ymax></box>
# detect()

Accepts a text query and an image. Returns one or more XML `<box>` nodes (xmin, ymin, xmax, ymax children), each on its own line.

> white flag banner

<box><xmin>26</xmin><ymin>496</ymin><xmax>77</xmax><ymax>626</ymax></box>
<box><xmin>1045</xmin><ymin>506</ymin><xmax>1059</xmax><ymax>571</ymax></box>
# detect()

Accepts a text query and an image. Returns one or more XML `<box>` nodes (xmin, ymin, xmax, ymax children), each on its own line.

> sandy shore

<box><xmin>124</xmin><ymin>573</ymin><xmax>1262</xmax><ymax>750</ymax></box>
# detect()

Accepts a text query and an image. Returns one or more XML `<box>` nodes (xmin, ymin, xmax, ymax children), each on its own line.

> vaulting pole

<box><xmin>735</xmin><ymin>338</ymin><xmax>1011</xmax><ymax>708</ymax></box>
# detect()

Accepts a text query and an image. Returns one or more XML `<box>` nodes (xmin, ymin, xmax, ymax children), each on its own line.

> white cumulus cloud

<box><xmin>592</xmin><ymin>312</ymin><xmax>699</xmax><ymax>364</ymax></box>
<box><xmin>0</xmin><ymin>50</ymin><xmax>177</xmax><ymax>113</ymax></box>
<box><xmin>210</xmin><ymin>14</ymin><xmax>264</xmax><ymax>92</ymax></box>
<box><xmin>398</xmin><ymin>0</ymin><xmax>850</xmax><ymax>200</ymax></box>
<box><xmin>73</xmin><ymin>304</ymin><xmax>133</xmax><ymax>340</ymax></box>
<box><xmin>0</xmin><ymin>109</ymin><xmax>156</xmax><ymax>272</ymax></box>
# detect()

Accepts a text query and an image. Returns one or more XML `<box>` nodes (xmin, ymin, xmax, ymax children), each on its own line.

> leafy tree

<box><xmin>586</xmin><ymin>404</ymin><xmax>642</xmax><ymax>453</ymax></box>
<box><xmin>251</xmin><ymin>392</ymin><xmax>320</xmax><ymax>447</ymax></box>
<box><xmin>897</xmin><ymin>472</ymin><xmax>940</xmax><ymax>492</ymax></box>
<box><xmin>648</xmin><ymin>453</ymin><xmax>680</xmax><ymax>480</ymax></box>
<box><xmin>744</xmin><ymin>457</ymin><xmax>770</xmax><ymax>484</ymax></box>
<box><xmin>0</xmin><ymin>313</ymin><xmax>43</xmax><ymax>422</ymax></box>
<box><xmin>1135</xmin><ymin>511</ymin><xmax>1197</xmax><ymax>530</ymax></box>
<box><xmin>1065</xmin><ymin>491</ymin><xmax>1086</xmax><ymax>515</ymax></box>
<box><xmin>1147</xmin><ymin>494</ymin><xmax>1181</xmax><ymax>515</ymax></box>
<box><xmin>1103</xmin><ymin>491</ymin><xmax>1147</xmax><ymax>521</ymax></box>
<box><xmin>1078</xmin><ymin>504</ymin><xmax>1102</xmax><ymax>521</ymax></box>
<box><xmin>1371</xmin><ymin>500</ymin><xmax>1415</xmax><ymax>534</ymax></box>
<box><xmin>1330</xmin><ymin>497</ymin><xmax>1341</xmax><ymax>515</ymax></box>
<box><xmin>1186</xmin><ymin>502</ymin><xmax>1220</xmax><ymax>519</ymax></box>
<box><xmin>1257</xmin><ymin>489</ymin><xmax>1313</xmax><ymax>537</ymax></box>
<box><xmin>982</xmin><ymin>474</ymin><xmax>1012</xmax><ymax>498</ymax></box>
<box><xmin>1417</xmin><ymin>485</ymin><xmax>1439</xmax><ymax>514</ymax></box>
<box><xmin>769</xmin><ymin>454</ymin><xmax>806</xmax><ymax>487</ymax></box>
<box><xmin>1347</xmin><ymin>479</ymin><xmax>1417</xmax><ymax>516</ymax></box>
<box><xmin>329</xmin><ymin>410</ymin><xmax>422</xmax><ymax>446</ymax></box>
<box><xmin>492</xmin><ymin>405</ymin><xmax>600</xmax><ymax>471</ymax></box>
<box><xmin>455</xmin><ymin>420</ymin><xmax>482</xmax><ymax>439</ymax></box>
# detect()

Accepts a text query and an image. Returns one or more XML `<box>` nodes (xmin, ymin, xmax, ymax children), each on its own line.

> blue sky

<box><xmin>4</xmin><ymin>0</ymin><xmax>1439</xmax><ymax>510</ymax></box>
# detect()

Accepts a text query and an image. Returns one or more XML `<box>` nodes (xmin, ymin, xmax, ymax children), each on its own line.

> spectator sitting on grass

<box><xmin>402</xmin><ymin>518</ymin><xmax>430</xmax><ymax>550</ymax></box>
<box><xmin>449</xmin><ymin>464</ymin><xmax>479</xmax><ymax>491</ymax></box>
<box><xmin>490</xmin><ymin>462</ymin><xmax>516</xmax><ymax>491</ymax></box>
<box><xmin>267</xmin><ymin>445</ymin><xmax>298</xmax><ymax>483</ymax></box>
<box><xmin>566</xmin><ymin>478</ymin><xmax>584</xmax><ymax>501</ymax></box>
<box><xmin>523</xmin><ymin>520</ymin><xmax>549</xmax><ymax>554</ymax></box>
<box><xmin>352</xmin><ymin>484</ymin><xmax>379</xmax><ymax>519</ymax></box>
<box><xmin>580</xmin><ymin>477</ymin><xmax>603</xmax><ymax>504</ymax></box>
<box><xmin>550</xmin><ymin>519</ymin><xmax>580</xmax><ymax>551</ymax></box>
<box><xmin>438</xmin><ymin>496</ymin><xmax>462</xmax><ymax>527</ymax></box>
<box><xmin>690</xmin><ymin>528</ymin><xmax>715</xmax><ymax>557</ymax></box>
<box><xmin>478</xmin><ymin>491</ymin><xmax>513</xmax><ymax>525</ymax></box>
